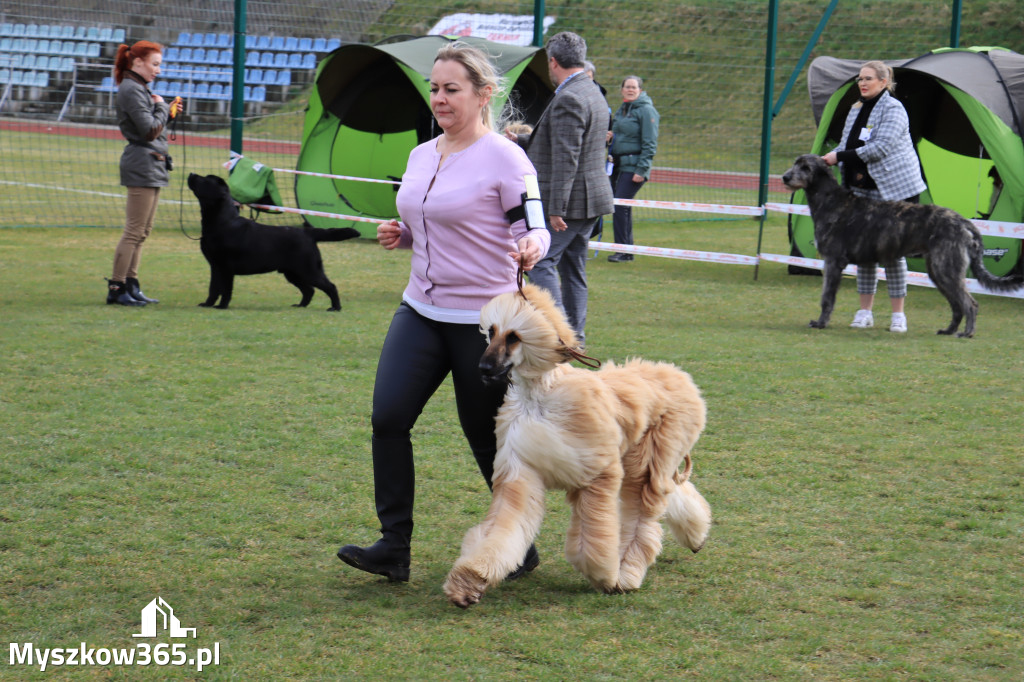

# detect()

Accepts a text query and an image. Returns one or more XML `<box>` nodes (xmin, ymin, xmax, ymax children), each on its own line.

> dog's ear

<box><xmin>521</xmin><ymin>283</ymin><xmax>580</xmax><ymax>351</ymax></box>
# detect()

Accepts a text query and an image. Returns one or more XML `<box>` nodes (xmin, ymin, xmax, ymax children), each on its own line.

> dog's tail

<box><xmin>307</xmin><ymin>227</ymin><xmax>362</xmax><ymax>242</ymax></box>
<box><xmin>968</xmin><ymin>229</ymin><xmax>1024</xmax><ymax>292</ymax></box>
<box><xmin>664</xmin><ymin>461</ymin><xmax>712</xmax><ymax>553</ymax></box>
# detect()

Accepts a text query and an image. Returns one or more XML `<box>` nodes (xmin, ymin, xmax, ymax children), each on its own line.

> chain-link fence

<box><xmin>1</xmin><ymin>0</ymin><xmax>1020</xmax><ymax>228</ymax></box>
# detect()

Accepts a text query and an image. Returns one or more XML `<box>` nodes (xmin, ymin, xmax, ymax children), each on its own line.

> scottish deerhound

<box><xmin>781</xmin><ymin>154</ymin><xmax>1023</xmax><ymax>337</ymax></box>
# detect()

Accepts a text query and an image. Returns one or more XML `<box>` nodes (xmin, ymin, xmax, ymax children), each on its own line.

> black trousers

<box><xmin>369</xmin><ymin>303</ymin><xmax>507</xmax><ymax>543</ymax></box>
<box><xmin>610</xmin><ymin>168</ymin><xmax>646</xmax><ymax>246</ymax></box>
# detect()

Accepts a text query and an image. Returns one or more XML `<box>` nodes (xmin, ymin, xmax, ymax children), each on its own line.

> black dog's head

<box><xmin>187</xmin><ymin>173</ymin><xmax>231</xmax><ymax>204</ymax></box>
<box><xmin>782</xmin><ymin>154</ymin><xmax>833</xmax><ymax>192</ymax></box>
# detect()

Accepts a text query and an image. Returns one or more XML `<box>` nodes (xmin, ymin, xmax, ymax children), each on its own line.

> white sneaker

<box><xmin>889</xmin><ymin>313</ymin><xmax>907</xmax><ymax>333</ymax></box>
<box><xmin>849</xmin><ymin>310</ymin><xmax>874</xmax><ymax>328</ymax></box>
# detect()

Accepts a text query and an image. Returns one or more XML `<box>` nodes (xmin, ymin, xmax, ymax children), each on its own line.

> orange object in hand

<box><xmin>169</xmin><ymin>96</ymin><xmax>182</xmax><ymax>119</ymax></box>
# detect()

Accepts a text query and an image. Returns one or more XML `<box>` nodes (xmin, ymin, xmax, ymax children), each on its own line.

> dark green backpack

<box><xmin>227</xmin><ymin>156</ymin><xmax>283</xmax><ymax>212</ymax></box>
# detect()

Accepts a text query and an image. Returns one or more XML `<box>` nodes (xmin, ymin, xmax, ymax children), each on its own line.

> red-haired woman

<box><xmin>107</xmin><ymin>41</ymin><xmax>180</xmax><ymax>306</ymax></box>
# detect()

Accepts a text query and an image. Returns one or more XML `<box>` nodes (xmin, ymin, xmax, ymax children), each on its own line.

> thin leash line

<box><xmin>168</xmin><ymin>110</ymin><xmax>201</xmax><ymax>241</ymax></box>
<box><xmin>516</xmin><ymin>263</ymin><xmax>601</xmax><ymax>369</ymax></box>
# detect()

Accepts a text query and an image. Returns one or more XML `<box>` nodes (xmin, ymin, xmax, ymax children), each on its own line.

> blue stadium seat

<box><xmin>248</xmin><ymin>68</ymin><xmax>263</xmax><ymax>84</ymax></box>
<box><xmin>36</xmin><ymin>40</ymin><xmax>51</xmax><ymax>54</ymax></box>
<box><xmin>0</xmin><ymin>69</ymin><xmax>9</xmax><ymax>83</ymax></box>
<box><xmin>0</xmin><ymin>37</ymin><xmax>12</xmax><ymax>51</ymax></box>
<box><xmin>193</xmin><ymin>47</ymin><xmax>206</xmax><ymax>63</ymax></box>
<box><xmin>73</xmin><ymin>26</ymin><xmax>86</xmax><ymax>40</ymax></box>
<box><xmin>179</xmin><ymin>47</ymin><xmax>192</xmax><ymax>62</ymax></box>
<box><xmin>325</xmin><ymin>38</ymin><xmax>340</xmax><ymax>51</ymax></box>
<box><xmin>287</xmin><ymin>52</ymin><xmax>302</xmax><ymax>69</ymax></box>
<box><xmin>203</xmin><ymin>33</ymin><xmax>218</xmax><ymax>47</ymax></box>
<box><xmin>302</xmin><ymin>52</ymin><xmax>316</xmax><ymax>69</ymax></box>
<box><xmin>243</xmin><ymin>85</ymin><xmax>251</xmax><ymax>100</ymax></box>
<box><xmin>256</xmin><ymin>35</ymin><xmax>270</xmax><ymax>50</ymax></box>
<box><xmin>218</xmin><ymin>50</ymin><xmax>231</xmax><ymax>65</ymax></box>
<box><xmin>298</xmin><ymin>37</ymin><xmax>312</xmax><ymax>52</ymax></box>
<box><xmin>73</xmin><ymin>42</ymin><xmax>87</xmax><ymax>57</ymax></box>
<box><xmin>87</xmin><ymin>43</ymin><xmax>100</xmax><ymax>58</ymax></box>
<box><xmin>245</xmin><ymin>51</ymin><xmax>260</xmax><ymax>67</ymax></box>
<box><xmin>13</xmin><ymin>23</ymin><xmax>28</xmax><ymax>37</ymax></box>
<box><xmin>270</xmin><ymin>36</ymin><xmax>285</xmax><ymax>51</ymax></box>
<box><xmin>112</xmin><ymin>28</ymin><xmax>125</xmax><ymax>43</ymax></box>
<box><xmin>1</xmin><ymin>23</ymin><xmax>14</xmax><ymax>36</ymax></box>
<box><xmin>209</xmin><ymin>83</ymin><xmax>226</xmax><ymax>100</ymax></box>
<box><xmin>60</xmin><ymin>41</ymin><xmax>75</xmax><ymax>55</ymax></box>
<box><xmin>152</xmin><ymin>79</ymin><xmax>168</xmax><ymax>95</ymax></box>
<box><xmin>276</xmin><ymin>69</ymin><xmax>291</xmax><ymax>86</ymax></box>
<box><xmin>245</xmin><ymin>35</ymin><xmax>256</xmax><ymax>49</ymax></box>
<box><xmin>21</xmin><ymin>56</ymin><xmax>36</xmax><ymax>70</ymax></box>
<box><xmin>100</xmin><ymin>76</ymin><xmax>117</xmax><ymax>92</ymax></box>
<box><xmin>194</xmin><ymin>82</ymin><xmax>210</xmax><ymax>98</ymax></box>
<box><xmin>165</xmin><ymin>46</ymin><xmax>179</xmax><ymax>62</ymax></box>
<box><xmin>217</xmin><ymin>33</ymin><xmax>231</xmax><ymax>48</ymax></box>
<box><xmin>60</xmin><ymin>26</ymin><xmax>74</xmax><ymax>39</ymax></box>
<box><xmin>25</xmin><ymin>24</ymin><xmax>40</xmax><ymax>37</ymax></box>
<box><xmin>273</xmin><ymin>52</ymin><xmax>287</xmax><ymax>68</ymax></box>
<box><xmin>47</xmin><ymin>56</ymin><xmax>61</xmax><ymax>70</ymax></box>
<box><xmin>259</xmin><ymin>52</ymin><xmax>274</xmax><ymax>67</ymax></box>
<box><xmin>311</xmin><ymin>37</ymin><xmax>326</xmax><ymax>52</ymax></box>
<box><xmin>86</xmin><ymin>27</ymin><xmax>99</xmax><ymax>41</ymax></box>
<box><xmin>33</xmin><ymin>71</ymin><xmax>48</xmax><ymax>87</ymax></box>
<box><xmin>176</xmin><ymin>32</ymin><xmax>191</xmax><ymax>46</ymax></box>
<box><xmin>37</xmin><ymin>25</ymin><xmax>51</xmax><ymax>38</ymax></box>
<box><xmin>190</xmin><ymin>33</ymin><xmax>204</xmax><ymax>47</ymax></box>
<box><xmin>59</xmin><ymin>57</ymin><xmax>73</xmax><ymax>72</ymax></box>
<box><xmin>284</xmin><ymin>36</ymin><xmax>298</xmax><ymax>51</ymax></box>
<box><xmin>98</xmin><ymin>27</ymin><xmax>112</xmax><ymax>41</ymax></box>
<box><xmin>250</xmin><ymin>85</ymin><xmax>266</xmax><ymax>102</ymax></box>
<box><xmin>24</xmin><ymin>39</ymin><xmax>38</xmax><ymax>53</ymax></box>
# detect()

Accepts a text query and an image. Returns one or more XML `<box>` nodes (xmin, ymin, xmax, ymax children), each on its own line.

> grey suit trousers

<box><xmin>527</xmin><ymin>216</ymin><xmax>599</xmax><ymax>346</ymax></box>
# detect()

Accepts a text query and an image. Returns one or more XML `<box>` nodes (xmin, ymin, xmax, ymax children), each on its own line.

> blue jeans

<box><xmin>528</xmin><ymin>217</ymin><xmax>599</xmax><ymax>346</ymax></box>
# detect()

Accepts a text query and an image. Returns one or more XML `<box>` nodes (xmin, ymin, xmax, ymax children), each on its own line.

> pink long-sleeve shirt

<box><xmin>394</xmin><ymin>131</ymin><xmax>550</xmax><ymax>321</ymax></box>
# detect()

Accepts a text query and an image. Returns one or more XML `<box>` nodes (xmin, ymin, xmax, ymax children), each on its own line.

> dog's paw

<box><xmin>327</xmin><ymin>306</ymin><xmax>341</xmax><ymax>312</ymax></box>
<box><xmin>808</xmin><ymin>320</ymin><xmax>827</xmax><ymax>329</ymax></box>
<box><xmin>198</xmin><ymin>302</ymin><xmax>214</xmax><ymax>307</ymax></box>
<box><xmin>443</xmin><ymin>566</ymin><xmax>488</xmax><ymax>609</ymax></box>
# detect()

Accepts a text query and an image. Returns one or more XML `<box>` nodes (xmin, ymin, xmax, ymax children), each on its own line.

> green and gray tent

<box><xmin>790</xmin><ymin>46</ymin><xmax>1024</xmax><ymax>276</ymax></box>
<box><xmin>295</xmin><ymin>35</ymin><xmax>554</xmax><ymax>237</ymax></box>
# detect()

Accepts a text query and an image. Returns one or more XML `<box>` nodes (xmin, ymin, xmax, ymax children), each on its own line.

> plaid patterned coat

<box><xmin>523</xmin><ymin>73</ymin><xmax>614</xmax><ymax>220</ymax></box>
<box><xmin>832</xmin><ymin>91</ymin><xmax>927</xmax><ymax>202</ymax></box>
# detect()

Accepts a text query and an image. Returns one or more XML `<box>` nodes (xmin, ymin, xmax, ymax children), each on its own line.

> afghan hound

<box><xmin>443</xmin><ymin>284</ymin><xmax>711</xmax><ymax>608</ymax></box>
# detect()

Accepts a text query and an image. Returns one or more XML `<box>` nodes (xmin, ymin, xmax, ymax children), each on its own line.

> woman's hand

<box><xmin>822</xmin><ymin>151</ymin><xmax>838</xmax><ymax>166</ymax></box>
<box><xmin>377</xmin><ymin>219</ymin><xmax>401</xmax><ymax>249</ymax></box>
<box><xmin>512</xmin><ymin>235</ymin><xmax>543</xmax><ymax>271</ymax></box>
<box><xmin>632</xmin><ymin>173</ymin><xmax>644</xmax><ymax>183</ymax></box>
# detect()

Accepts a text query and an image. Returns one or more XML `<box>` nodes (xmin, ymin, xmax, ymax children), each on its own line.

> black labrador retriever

<box><xmin>188</xmin><ymin>173</ymin><xmax>361</xmax><ymax>311</ymax></box>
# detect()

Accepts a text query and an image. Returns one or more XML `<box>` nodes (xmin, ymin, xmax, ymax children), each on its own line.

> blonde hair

<box><xmin>863</xmin><ymin>60</ymin><xmax>896</xmax><ymax>94</ymax></box>
<box><xmin>434</xmin><ymin>41</ymin><xmax>506</xmax><ymax>130</ymax></box>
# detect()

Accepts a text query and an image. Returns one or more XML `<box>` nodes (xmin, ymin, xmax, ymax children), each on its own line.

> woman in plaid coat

<box><xmin>823</xmin><ymin>60</ymin><xmax>927</xmax><ymax>333</ymax></box>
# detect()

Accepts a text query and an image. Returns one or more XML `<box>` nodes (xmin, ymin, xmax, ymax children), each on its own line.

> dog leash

<box><xmin>516</xmin><ymin>263</ymin><xmax>602</xmax><ymax>369</ymax></box>
<box><xmin>168</xmin><ymin>100</ymin><xmax>201</xmax><ymax>242</ymax></box>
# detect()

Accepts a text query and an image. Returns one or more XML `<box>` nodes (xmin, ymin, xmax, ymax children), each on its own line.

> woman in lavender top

<box><xmin>337</xmin><ymin>42</ymin><xmax>550</xmax><ymax>584</ymax></box>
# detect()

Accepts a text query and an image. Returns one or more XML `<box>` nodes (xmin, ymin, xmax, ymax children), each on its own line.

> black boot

<box><xmin>505</xmin><ymin>543</ymin><xmax>540</xmax><ymax>581</ymax></box>
<box><xmin>106</xmin><ymin>280</ymin><xmax>146</xmax><ymax>306</ymax></box>
<box><xmin>337</xmin><ymin>535</ymin><xmax>411</xmax><ymax>582</ymax></box>
<box><xmin>338</xmin><ymin>435</ymin><xmax>415</xmax><ymax>581</ymax></box>
<box><xmin>125</xmin><ymin>277</ymin><xmax>159</xmax><ymax>304</ymax></box>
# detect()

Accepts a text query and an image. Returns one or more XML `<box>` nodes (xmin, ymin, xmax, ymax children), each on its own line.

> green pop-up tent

<box><xmin>295</xmin><ymin>35</ymin><xmax>554</xmax><ymax>237</ymax></box>
<box><xmin>790</xmin><ymin>46</ymin><xmax>1024</xmax><ymax>277</ymax></box>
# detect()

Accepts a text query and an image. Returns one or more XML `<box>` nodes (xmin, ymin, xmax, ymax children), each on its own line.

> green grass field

<box><xmin>2</xmin><ymin>216</ymin><xmax>1022</xmax><ymax>680</ymax></box>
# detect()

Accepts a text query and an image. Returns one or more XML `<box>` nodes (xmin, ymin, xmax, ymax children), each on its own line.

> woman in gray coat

<box><xmin>107</xmin><ymin>40</ymin><xmax>179</xmax><ymax>306</ymax></box>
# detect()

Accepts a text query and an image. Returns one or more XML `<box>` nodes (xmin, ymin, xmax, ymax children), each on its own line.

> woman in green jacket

<box><xmin>607</xmin><ymin>76</ymin><xmax>659</xmax><ymax>262</ymax></box>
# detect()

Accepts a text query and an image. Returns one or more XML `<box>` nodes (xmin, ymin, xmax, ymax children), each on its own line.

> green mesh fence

<box><xmin>0</xmin><ymin>0</ymin><xmax>1020</xmax><ymax>229</ymax></box>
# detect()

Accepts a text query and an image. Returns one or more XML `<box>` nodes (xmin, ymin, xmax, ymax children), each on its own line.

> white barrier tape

<box><xmin>248</xmin><ymin>203</ymin><xmax>385</xmax><ymax>224</ymax></box>
<box><xmin>765</xmin><ymin>202</ymin><xmax>1024</xmax><ymax>238</ymax></box>
<box><xmin>765</xmin><ymin>202</ymin><xmax>811</xmax><ymax>216</ymax></box>
<box><xmin>270</xmin><ymin>167</ymin><xmax>402</xmax><ymax>185</ymax></box>
<box><xmin>590</xmin><ymin>241</ymin><xmax>759</xmax><ymax>265</ymax></box>
<box><xmin>613</xmin><ymin>197</ymin><xmax>764</xmax><ymax>217</ymax></box>
<box><xmin>758</xmin><ymin>252</ymin><xmax>1024</xmax><ymax>299</ymax></box>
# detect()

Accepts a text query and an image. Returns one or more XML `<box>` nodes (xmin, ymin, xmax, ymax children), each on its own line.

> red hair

<box><xmin>113</xmin><ymin>41</ymin><xmax>163</xmax><ymax>84</ymax></box>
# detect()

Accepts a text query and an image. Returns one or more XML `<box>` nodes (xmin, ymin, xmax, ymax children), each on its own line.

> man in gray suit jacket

<box><xmin>512</xmin><ymin>31</ymin><xmax>614</xmax><ymax>347</ymax></box>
